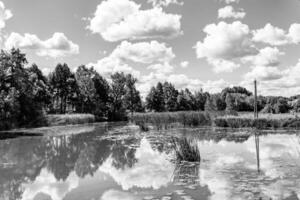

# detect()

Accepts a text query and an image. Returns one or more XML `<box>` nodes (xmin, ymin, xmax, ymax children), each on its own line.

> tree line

<box><xmin>1</xmin><ymin>49</ymin><xmax>300</xmax><ymax>130</ymax></box>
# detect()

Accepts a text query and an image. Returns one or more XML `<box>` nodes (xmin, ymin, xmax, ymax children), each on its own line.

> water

<box><xmin>0</xmin><ymin>123</ymin><xmax>300</xmax><ymax>200</ymax></box>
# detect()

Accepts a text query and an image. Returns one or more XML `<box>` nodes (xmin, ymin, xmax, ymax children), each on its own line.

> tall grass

<box><xmin>46</xmin><ymin>114</ymin><xmax>96</xmax><ymax>126</ymax></box>
<box><xmin>214</xmin><ymin>114</ymin><xmax>300</xmax><ymax>129</ymax></box>
<box><xmin>172</xmin><ymin>137</ymin><xmax>201</xmax><ymax>162</ymax></box>
<box><xmin>131</xmin><ymin>111</ymin><xmax>211</xmax><ymax>130</ymax></box>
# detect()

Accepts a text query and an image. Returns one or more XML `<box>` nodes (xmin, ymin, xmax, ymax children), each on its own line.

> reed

<box><xmin>172</xmin><ymin>137</ymin><xmax>201</xmax><ymax>162</ymax></box>
<box><xmin>131</xmin><ymin>111</ymin><xmax>212</xmax><ymax>130</ymax></box>
<box><xmin>46</xmin><ymin>114</ymin><xmax>96</xmax><ymax>126</ymax></box>
<box><xmin>214</xmin><ymin>114</ymin><xmax>300</xmax><ymax>129</ymax></box>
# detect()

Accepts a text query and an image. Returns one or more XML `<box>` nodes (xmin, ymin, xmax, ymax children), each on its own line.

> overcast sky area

<box><xmin>1</xmin><ymin>0</ymin><xmax>300</xmax><ymax>97</ymax></box>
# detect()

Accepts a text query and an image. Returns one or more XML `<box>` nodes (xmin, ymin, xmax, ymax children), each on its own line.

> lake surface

<box><xmin>0</xmin><ymin>123</ymin><xmax>300</xmax><ymax>200</ymax></box>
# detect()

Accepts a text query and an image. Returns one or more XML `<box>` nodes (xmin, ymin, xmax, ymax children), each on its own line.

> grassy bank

<box><xmin>131</xmin><ymin>111</ymin><xmax>300</xmax><ymax>130</ymax></box>
<box><xmin>46</xmin><ymin>114</ymin><xmax>96</xmax><ymax>126</ymax></box>
<box><xmin>131</xmin><ymin>111</ymin><xmax>212</xmax><ymax>130</ymax></box>
<box><xmin>214</xmin><ymin>113</ymin><xmax>300</xmax><ymax>129</ymax></box>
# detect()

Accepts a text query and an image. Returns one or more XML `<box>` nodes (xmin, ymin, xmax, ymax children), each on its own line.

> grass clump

<box><xmin>172</xmin><ymin>137</ymin><xmax>201</xmax><ymax>162</ymax></box>
<box><xmin>131</xmin><ymin>111</ymin><xmax>211</xmax><ymax>130</ymax></box>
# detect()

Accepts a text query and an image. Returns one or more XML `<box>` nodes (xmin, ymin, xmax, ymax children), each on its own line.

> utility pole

<box><xmin>254</xmin><ymin>80</ymin><xmax>258</xmax><ymax>119</ymax></box>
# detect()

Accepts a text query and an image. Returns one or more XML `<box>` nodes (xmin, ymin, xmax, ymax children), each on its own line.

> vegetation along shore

<box><xmin>1</xmin><ymin>48</ymin><xmax>300</xmax><ymax>131</ymax></box>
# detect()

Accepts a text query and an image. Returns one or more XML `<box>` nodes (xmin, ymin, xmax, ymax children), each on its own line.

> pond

<box><xmin>0</xmin><ymin>123</ymin><xmax>300</xmax><ymax>200</ymax></box>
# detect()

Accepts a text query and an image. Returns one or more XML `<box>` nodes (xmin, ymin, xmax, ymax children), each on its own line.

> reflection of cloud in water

<box><xmin>100</xmin><ymin>138</ymin><xmax>174</xmax><ymax>190</ymax></box>
<box><xmin>21</xmin><ymin>169</ymin><xmax>79</xmax><ymax>200</ymax></box>
<box><xmin>100</xmin><ymin>189</ymin><xmax>139</xmax><ymax>200</ymax></box>
<box><xmin>199</xmin><ymin>155</ymin><xmax>244</xmax><ymax>200</ymax></box>
<box><xmin>199</xmin><ymin>134</ymin><xmax>300</xmax><ymax>200</ymax></box>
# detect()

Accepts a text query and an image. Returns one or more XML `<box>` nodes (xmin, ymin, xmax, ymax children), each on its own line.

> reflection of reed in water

<box><xmin>172</xmin><ymin>161</ymin><xmax>200</xmax><ymax>186</ymax></box>
<box><xmin>172</xmin><ymin>137</ymin><xmax>201</xmax><ymax>162</ymax></box>
<box><xmin>171</xmin><ymin>137</ymin><xmax>201</xmax><ymax>186</ymax></box>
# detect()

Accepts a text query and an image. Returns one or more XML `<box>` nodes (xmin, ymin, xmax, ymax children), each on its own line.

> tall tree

<box><xmin>124</xmin><ymin>74</ymin><xmax>143</xmax><ymax>117</ymax></box>
<box><xmin>146</xmin><ymin>82</ymin><xmax>165</xmax><ymax>112</ymax></box>
<box><xmin>109</xmin><ymin>72</ymin><xmax>127</xmax><ymax>120</ymax></box>
<box><xmin>49</xmin><ymin>63</ymin><xmax>75</xmax><ymax>113</ymax></box>
<box><xmin>163</xmin><ymin>82</ymin><xmax>178</xmax><ymax>111</ymax></box>
<box><xmin>0</xmin><ymin>49</ymin><xmax>44</xmax><ymax>130</ymax></box>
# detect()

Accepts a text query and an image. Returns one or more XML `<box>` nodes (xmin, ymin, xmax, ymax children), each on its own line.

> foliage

<box><xmin>0</xmin><ymin>49</ymin><xmax>47</xmax><ymax>130</ymax></box>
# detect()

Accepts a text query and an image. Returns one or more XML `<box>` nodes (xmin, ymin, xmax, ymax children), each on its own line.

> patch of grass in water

<box><xmin>172</xmin><ymin>137</ymin><xmax>201</xmax><ymax>162</ymax></box>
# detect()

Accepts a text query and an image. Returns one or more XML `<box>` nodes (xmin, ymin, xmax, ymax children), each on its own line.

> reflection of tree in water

<box><xmin>0</xmin><ymin>138</ymin><xmax>46</xmax><ymax>200</ymax></box>
<box><xmin>110</xmin><ymin>138</ymin><xmax>139</xmax><ymax>169</ymax></box>
<box><xmin>0</xmin><ymin>129</ymin><xmax>143</xmax><ymax>199</ymax></box>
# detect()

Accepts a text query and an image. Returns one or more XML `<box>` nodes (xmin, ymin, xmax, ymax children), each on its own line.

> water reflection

<box><xmin>0</xmin><ymin>124</ymin><xmax>300</xmax><ymax>200</ymax></box>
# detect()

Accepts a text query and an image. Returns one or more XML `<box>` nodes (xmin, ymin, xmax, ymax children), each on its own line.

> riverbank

<box><xmin>214</xmin><ymin>113</ymin><xmax>300</xmax><ymax>129</ymax></box>
<box><xmin>131</xmin><ymin>112</ymin><xmax>300</xmax><ymax>130</ymax></box>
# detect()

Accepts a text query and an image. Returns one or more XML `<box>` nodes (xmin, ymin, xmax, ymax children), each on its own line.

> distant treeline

<box><xmin>1</xmin><ymin>49</ymin><xmax>300</xmax><ymax>130</ymax></box>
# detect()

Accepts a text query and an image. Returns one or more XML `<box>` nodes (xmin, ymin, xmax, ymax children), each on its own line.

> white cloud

<box><xmin>180</xmin><ymin>61</ymin><xmax>189</xmax><ymax>68</ymax></box>
<box><xmin>288</xmin><ymin>23</ymin><xmax>300</xmax><ymax>44</ymax></box>
<box><xmin>88</xmin><ymin>0</ymin><xmax>182</xmax><ymax>42</ymax></box>
<box><xmin>88</xmin><ymin>40</ymin><xmax>175</xmax><ymax>78</ymax></box>
<box><xmin>242</xmin><ymin>47</ymin><xmax>284</xmax><ymax>66</ymax></box>
<box><xmin>0</xmin><ymin>1</ymin><xmax>12</xmax><ymax>29</ymax></box>
<box><xmin>208</xmin><ymin>58</ymin><xmax>240</xmax><ymax>73</ymax></box>
<box><xmin>195</xmin><ymin>21</ymin><xmax>256</xmax><ymax>73</ymax></box>
<box><xmin>241</xmin><ymin>59</ymin><xmax>300</xmax><ymax>96</ymax></box>
<box><xmin>112</xmin><ymin>40</ymin><xmax>175</xmax><ymax>64</ymax></box>
<box><xmin>88</xmin><ymin>56</ymin><xmax>140</xmax><ymax>79</ymax></box>
<box><xmin>252</xmin><ymin>23</ymin><xmax>300</xmax><ymax>46</ymax></box>
<box><xmin>147</xmin><ymin>62</ymin><xmax>174</xmax><ymax>74</ymax></box>
<box><xmin>218</xmin><ymin>6</ymin><xmax>246</xmax><ymax>19</ymax></box>
<box><xmin>5</xmin><ymin>32</ymin><xmax>79</xmax><ymax>58</ymax></box>
<box><xmin>244</xmin><ymin>66</ymin><xmax>283</xmax><ymax>81</ymax></box>
<box><xmin>147</xmin><ymin>0</ymin><xmax>183</xmax><ymax>7</ymax></box>
<box><xmin>21</xmin><ymin>169</ymin><xmax>79</xmax><ymax>200</ymax></box>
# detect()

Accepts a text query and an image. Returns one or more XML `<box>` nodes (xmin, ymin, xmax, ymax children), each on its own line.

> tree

<box><xmin>75</xmin><ymin>65</ymin><xmax>97</xmax><ymax>113</ymax></box>
<box><xmin>109</xmin><ymin>72</ymin><xmax>127</xmax><ymax>120</ymax></box>
<box><xmin>194</xmin><ymin>91</ymin><xmax>208</xmax><ymax>111</ymax></box>
<box><xmin>124</xmin><ymin>74</ymin><xmax>143</xmax><ymax>117</ymax></box>
<box><xmin>0</xmin><ymin>49</ymin><xmax>45</xmax><ymax>130</ymax></box>
<box><xmin>93</xmin><ymin>72</ymin><xmax>110</xmax><ymax>119</ymax></box>
<box><xmin>225</xmin><ymin>93</ymin><xmax>235</xmax><ymax>112</ymax></box>
<box><xmin>49</xmin><ymin>63</ymin><xmax>76</xmax><ymax>113</ymax></box>
<box><xmin>205</xmin><ymin>95</ymin><xmax>217</xmax><ymax>112</ymax></box>
<box><xmin>146</xmin><ymin>82</ymin><xmax>165</xmax><ymax>112</ymax></box>
<box><xmin>27</xmin><ymin>63</ymin><xmax>51</xmax><ymax>108</ymax></box>
<box><xmin>163</xmin><ymin>82</ymin><xmax>178</xmax><ymax>111</ymax></box>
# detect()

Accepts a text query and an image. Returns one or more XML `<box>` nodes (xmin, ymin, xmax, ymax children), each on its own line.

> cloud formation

<box><xmin>88</xmin><ymin>40</ymin><xmax>174</xmax><ymax>78</ymax></box>
<box><xmin>252</xmin><ymin>23</ymin><xmax>300</xmax><ymax>46</ymax></box>
<box><xmin>242</xmin><ymin>47</ymin><xmax>284</xmax><ymax>66</ymax></box>
<box><xmin>111</xmin><ymin>40</ymin><xmax>175</xmax><ymax>64</ymax></box>
<box><xmin>5</xmin><ymin>32</ymin><xmax>79</xmax><ymax>58</ymax></box>
<box><xmin>195</xmin><ymin>21</ymin><xmax>256</xmax><ymax>73</ymax></box>
<box><xmin>218</xmin><ymin>6</ymin><xmax>246</xmax><ymax>19</ymax></box>
<box><xmin>0</xmin><ymin>1</ymin><xmax>12</xmax><ymax>29</ymax></box>
<box><xmin>88</xmin><ymin>0</ymin><xmax>182</xmax><ymax>42</ymax></box>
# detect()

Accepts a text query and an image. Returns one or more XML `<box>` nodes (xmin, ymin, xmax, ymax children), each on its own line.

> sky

<box><xmin>1</xmin><ymin>0</ymin><xmax>300</xmax><ymax>97</ymax></box>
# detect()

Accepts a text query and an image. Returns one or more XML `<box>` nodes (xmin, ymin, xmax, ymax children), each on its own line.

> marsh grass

<box><xmin>46</xmin><ymin>114</ymin><xmax>96</xmax><ymax>126</ymax></box>
<box><xmin>172</xmin><ymin>137</ymin><xmax>201</xmax><ymax>162</ymax></box>
<box><xmin>131</xmin><ymin>111</ymin><xmax>212</xmax><ymax>130</ymax></box>
<box><xmin>214</xmin><ymin>113</ymin><xmax>300</xmax><ymax>129</ymax></box>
